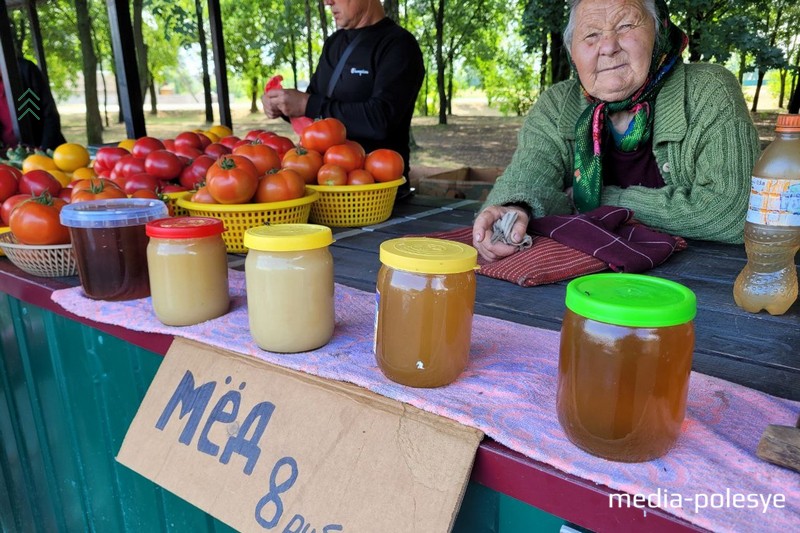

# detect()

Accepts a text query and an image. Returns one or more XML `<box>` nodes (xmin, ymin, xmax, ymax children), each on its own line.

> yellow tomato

<box><xmin>71</xmin><ymin>167</ymin><xmax>96</xmax><ymax>181</ymax></box>
<box><xmin>118</xmin><ymin>139</ymin><xmax>136</xmax><ymax>151</ymax></box>
<box><xmin>49</xmin><ymin>169</ymin><xmax>71</xmax><ymax>187</ymax></box>
<box><xmin>53</xmin><ymin>143</ymin><xmax>91</xmax><ymax>172</ymax></box>
<box><xmin>208</xmin><ymin>124</ymin><xmax>233</xmax><ymax>138</ymax></box>
<box><xmin>22</xmin><ymin>154</ymin><xmax>58</xmax><ymax>173</ymax></box>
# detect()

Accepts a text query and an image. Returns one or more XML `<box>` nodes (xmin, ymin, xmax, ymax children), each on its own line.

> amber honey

<box><xmin>556</xmin><ymin>274</ymin><xmax>696</xmax><ymax>462</ymax></box>
<box><xmin>374</xmin><ymin>237</ymin><xmax>477</xmax><ymax>388</ymax></box>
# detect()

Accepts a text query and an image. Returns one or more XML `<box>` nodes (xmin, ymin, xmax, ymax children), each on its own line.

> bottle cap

<box><xmin>146</xmin><ymin>217</ymin><xmax>225</xmax><ymax>239</ymax></box>
<box><xmin>379</xmin><ymin>237</ymin><xmax>477</xmax><ymax>274</ymax></box>
<box><xmin>776</xmin><ymin>114</ymin><xmax>800</xmax><ymax>133</ymax></box>
<box><xmin>60</xmin><ymin>198</ymin><xmax>168</xmax><ymax>228</ymax></box>
<box><xmin>565</xmin><ymin>273</ymin><xmax>696</xmax><ymax>327</ymax></box>
<box><xmin>244</xmin><ymin>223</ymin><xmax>333</xmax><ymax>251</ymax></box>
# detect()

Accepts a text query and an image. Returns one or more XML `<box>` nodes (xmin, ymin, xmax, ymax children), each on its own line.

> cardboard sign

<box><xmin>117</xmin><ymin>338</ymin><xmax>484</xmax><ymax>533</ymax></box>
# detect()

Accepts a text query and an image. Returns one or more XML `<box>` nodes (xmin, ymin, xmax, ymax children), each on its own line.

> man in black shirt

<box><xmin>262</xmin><ymin>0</ymin><xmax>424</xmax><ymax>199</ymax></box>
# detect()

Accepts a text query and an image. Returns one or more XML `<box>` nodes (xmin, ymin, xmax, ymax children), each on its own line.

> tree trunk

<box><xmin>446</xmin><ymin>59</ymin><xmax>453</xmax><ymax>116</ymax></box>
<box><xmin>195</xmin><ymin>0</ymin><xmax>213</xmax><ymax>123</ymax></box>
<box><xmin>778</xmin><ymin>69</ymin><xmax>787</xmax><ymax>109</ymax></box>
<box><xmin>435</xmin><ymin>0</ymin><xmax>447</xmax><ymax>125</ymax></box>
<box><xmin>250</xmin><ymin>76</ymin><xmax>259</xmax><ymax>113</ymax></box>
<box><xmin>304</xmin><ymin>0</ymin><xmax>314</xmax><ymax>81</ymax></box>
<box><xmin>317</xmin><ymin>1</ymin><xmax>328</xmax><ymax>39</ymax></box>
<box><xmin>738</xmin><ymin>52</ymin><xmax>746</xmax><ymax>85</ymax></box>
<box><xmin>789</xmin><ymin>75</ymin><xmax>800</xmax><ymax>114</ymax></box>
<box><xmin>383</xmin><ymin>0</ymin><xmax>399</xmax><ymax>21</ymax></box>
<box><xmin>550</xmin><ymin>31</ymin><xmax>570</xmax><ymax>84</ymax></box>
<box><xmin>539</xmin><ymin>36</ymin><xmax>548</xmax><ymax>89</ymax></box>
<box><xmin>751</xmin><ymin>70</ymin><xmax>765</xmax><ymax>113</ymax></box>
<box><xmin>285</xmin><ymin>0</ymin><xmax>299</xmax><ymax>88</ymax></box>
<box><xmin>74</xmin><ymin>0</ymin><xmax>102</xmax><ymax>144</ymax></box>
<box><xmin>133</xmin><ymin>0</ymin><xmax>148</xmax><ymax>105</ymax></box>
<box><xmin>148</xmin><ymin>75</ymin><xmax>157</xmax><ymax>115</ymax></box>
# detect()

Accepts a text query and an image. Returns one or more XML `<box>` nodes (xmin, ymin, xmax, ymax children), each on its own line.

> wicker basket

<box><xmin>175</xmin><ymin>189</ymin><xmax>319</xmax><ymax>253</ymax></box>
<box><xmin>306</xmin><ymin>177</ymin><xmax>405</xmax><ymax>227</ymax></box>
<box><xmin>0</xmin><ymin>231</ymin><xmax>78</xmax><ymax>277</ymax></box>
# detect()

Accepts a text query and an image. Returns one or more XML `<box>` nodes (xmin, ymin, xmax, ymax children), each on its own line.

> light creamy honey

<box><xmin>146</xmin><ymin>217</ymin><xmax>229</xmax><ymax>326</ymax></box>
<box><xmin>244</xmin><ymin>224</ymin><xmax>334</xmax><ymax>353</ymax></box>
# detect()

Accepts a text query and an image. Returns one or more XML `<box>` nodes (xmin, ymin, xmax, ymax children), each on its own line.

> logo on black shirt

<box><xmin>350</xmin><ymin>68</ymin><xmax>369</xmax><ymax>76</ymax></box>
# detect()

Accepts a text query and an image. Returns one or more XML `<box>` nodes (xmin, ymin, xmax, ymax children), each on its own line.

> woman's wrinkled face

<box><xmin>570</xmin><ymin>0</ymin><xmax>656</xmax><ymax>102</ymax></box>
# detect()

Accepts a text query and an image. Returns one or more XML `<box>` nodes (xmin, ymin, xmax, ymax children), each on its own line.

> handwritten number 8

<box><xmin>255</xmin><ymin>457</ymin><xmax>299</xmax><ymax>529</ymax></box>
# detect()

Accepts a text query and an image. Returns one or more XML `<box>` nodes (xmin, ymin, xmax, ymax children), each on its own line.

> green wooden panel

<box><xmin>1</xmin><ymin>292</ymin><xmax>563</xmax><ymax>532</ymax></box>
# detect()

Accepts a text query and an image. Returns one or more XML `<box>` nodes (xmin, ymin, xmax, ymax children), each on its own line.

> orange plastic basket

<box><xmin>0</xmin><ymin>231</ymin><xmax>78</xmax><ymax>277</ymax></box>
<box><xmin>175</xmin><ymin>189</ymin><xmax>319</xmax><ymax>253</ymax></box>
<box><xmin>306</xmin><ymin>177</ymin><xmax>405</xmax><ymax>227</ymax></box>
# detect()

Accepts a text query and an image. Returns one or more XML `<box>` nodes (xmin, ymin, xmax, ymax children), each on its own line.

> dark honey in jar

<box><xmin>557</xmin><ymin>273</ymin><xmax>696</xmax><ymax>462</ymax></box>
<box><xmin>375</xmin><ymin>237</ymin><xmax>477</xmax><ymax>388</ymax></box>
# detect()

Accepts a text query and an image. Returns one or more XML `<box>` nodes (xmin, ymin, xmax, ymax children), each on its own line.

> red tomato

<box><xmin>233</xmin><ymin>143</ymin><xmax>281</xmax><ymax>175</ymax></box>
<box><xmin>179</xmin><ymin>155</ymin><xmax>215</xmax><ymax>190</ymax></box>
<box><xmin>19</xmin><ymin>170</ymin><xmax>62</xmax><ymax>196</ymax></box>
<box><xmin>232</xmin><ymin>139</ymin><xmax>252</xmax><ymax>150</ymax></box>
<box><xmin>203</xmin><ymin>142</ymin><xmax>232</xmax><ymax>159</ymax></box>
<box><xmin>364</xmin><ymin>149</ymin><xmax>404</xmax><ymax>182</ymax></box>
<box><xmin>9</xmin><ymin>196</ymin><xmax>70</xmax><ymax>245</ymax></box>
<box><xmin>175</xmin><ymin>145</ymin><xmax>205</xmax><ymax>160</ymax></box>
<box><xmin>281</xmin><ymin>147</ymin><xmax>323</xmax><ymax>184</ymax></box>
<box><xmin>174</xmin><ymin>131</ymin><xmax>204</xmax><ymax>151</ymax></box>
<box><xmin>317</xmin><ymin>164</ymin><xmax>348</xmax><ymax>186</ymax></box>
<box><xmin>131</xmin><ymin>136</ymin><xmax>166</xmax><ymax>158</ymax></box>
<box><xmin>219</xmin><ymin>135</ymin><xmax>241</xmax><ymax>149</ymax></box>
<box><xmin>57</xmin><ymin>187</ymin><xmax>73</xmax><ymax>203</ymax></box>
<box><xmin>0</xmin><ymin>164</ymin><xmax>21</xmax><ymax>202</ymax></box>
<box><xmin>162</xmin><ymin>139</ymin><xmax>176</xmax><ymax>152</ymax></box>
<box><xmin>300</xmin><ymin>118</ymin><xmax>347</xmax><ymax>153</ymax></box>
<box><xmin>144</xmin><ymin>150</ymin><xmax>185</xmax><ymax>180</ymax></box>
<box><xmin>245</xmin><ymin>129</ymin><xmax>267</xmax><ymax>141</ymax></box>
<box><xmin>255</xmin><ymin>169</ymin><xmax>306</xmax><ymax>203</ymax></box>
<box><xmin>93</xmin><ymin>147</ymin><xmax>129</xmax><ymax>177</ymax></box>
<box><xmin>123</xmin><ymin>172</ymin><xmax>160</xmax><ymax>194</ymax></box>
<box><xmin>259</xmin><ymin>135</ymin><xmax>294</xmax><ymax>159</ymax></box>
<box><xmin>71</xmin><ymin>178</ymin><xmax>127</xmax><ymax>203</ymax></box>
<box><xmin>1</xmin><ymin>193</ymin><xmax>33</xmax><ymax>226</ymax></box>
<box><xmin>158</xmin><ymin>184</ymin><xmax>188</xmax><ymax>193</ymax></box>
<box><xmin>347</xmin><ymin>169</ymin><xmax>375</xmax><ymax>185</ymax></box>
<box><xmin>112</xmin><ymin>155</ymin><xmax>147</xmax><ymax>179</ymax></box>
<box><xmin>205</xmin><ymin>155</ymin><xmax>259</xmax><ymax>204</ymax></box>
<box><xmin>190</xmin><ymin>186</ymin><xmax>218</xmax><ymax>204</ymax></box>
<box><xmin>130</xmin><ymin>189</ymin><xmax>160</xmax><ymax>200</ymax></box>
<box><xmin>324</xmin><ymin>143</ymin><xmax>365</xmax><ymax>172</ymax></box>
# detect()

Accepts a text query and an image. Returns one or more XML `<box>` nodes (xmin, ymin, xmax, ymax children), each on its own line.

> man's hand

<box><xmin>262</xmin><ymin>89</ymin><xmax>310</xmax><ymax>120</ymax></box>
<box><xmin>472</xmin><ymin>205</ymin><xmax>530</xmax><ymax>261</ymax></box>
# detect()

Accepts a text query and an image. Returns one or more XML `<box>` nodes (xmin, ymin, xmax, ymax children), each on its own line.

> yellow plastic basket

<box><xmin>306</xmin><ymin>177</ymin><xmax>405</xmax><ymax>227</ymax></box>
<box><xmin>0</xmin><ymin>231</ymin><xmax>78</xmax><ymax>277</ymax></box>
<box><xmin>163</xmin><ymin>191</ymin><xmax>190</xmax><ymax>217</ymax></box>
<box><xmin>0</xmin><ymin>226</ymin><xmax>8</xmax><ymax>257</ymax></box>
<box><xmin>175</xmin><ymin>189</ymin><xmax>319</xmax><ymax>253</ymax></box>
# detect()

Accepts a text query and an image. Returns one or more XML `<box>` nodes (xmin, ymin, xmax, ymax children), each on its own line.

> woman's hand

<box><xmin>262</xmin><ymin>89</ymin><xmax>310</xmax><ymax>119</ymax></box>
<box><xmin>472</xmin><ymin>205</ymin><xmax>530</xmax><ymax>261</ymax></box>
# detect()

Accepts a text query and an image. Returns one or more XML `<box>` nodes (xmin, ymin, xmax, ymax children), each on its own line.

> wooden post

<box><xmin>0</xmin><ymin>1</ymin><xmax>34</xmax><ymax>146</ymax></box>
<box><xmin>206</xmin><ymin>0</ymin><xmax>231</xmax><ymax>129</ymax></box>
<box><xmin>105</xmin><ymin>0</ymin><xmax>146</xmax><ymax>139</ymax></box>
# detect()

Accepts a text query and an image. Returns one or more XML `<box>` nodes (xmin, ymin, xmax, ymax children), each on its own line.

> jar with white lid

<box><xmin>146</xmin><ymin>216</ymin><xmax>230</xmax><ymax>326</ymax></box>
<box><xmin>375</xmin><ymin>237</ymin><xmax>478</xmax><ymax>388</ymax></box>
<box><xmin>244</xmin><ymin>224</ymin><xmax>334</xmax><ymax>353</ymax></box>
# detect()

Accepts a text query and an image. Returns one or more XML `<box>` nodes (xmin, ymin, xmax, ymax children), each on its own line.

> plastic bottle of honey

<box><xmin>375</xmin><ymin>237</ymin><xmax>477</xmax><ymax>388</ymax></box>
<box><xmin>733</xmin><ymin>113</ymin><xmax>800</xmax><ymax>315</ymax></box>
<box><xmin>244</xmin><ymin>224</ymin><xmax>334</xmax><ymax>353</ymax></box>
<box><xmin>557</xmin><ymin>273</ymin><xmax>696</xmax><ymax>462</ymax></box>
<box><xmin>146</xmin><ymin>217</ymin><xmax>230</xmax><ymax>326</ymax></box>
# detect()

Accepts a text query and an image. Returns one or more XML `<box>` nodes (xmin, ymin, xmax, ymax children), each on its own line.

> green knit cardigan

<box><xmin>483</xmin><ymin>62</ymin><xmax>761</xmax><ymax>244</ymax></box>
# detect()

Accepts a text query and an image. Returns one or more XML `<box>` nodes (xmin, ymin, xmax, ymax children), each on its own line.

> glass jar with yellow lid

<box><xmin>557</xmin><ymin>273</ymin><xmax>697</xmax><ymax>462</ymax></box>
<box><xmin>375</xmin><ymin>237</ymin><xmax>478</xmax><ymax>388</ymax></box>
<box><xmin>244</xmin><ymin>224</ymin><xmax>334</xmax><ymax>353</ymax></box>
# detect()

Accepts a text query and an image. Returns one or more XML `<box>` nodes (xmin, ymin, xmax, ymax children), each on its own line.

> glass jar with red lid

<box><xmin>146</xmin><ymin>216</ymin><xmax>229</xmax><ymax>326</ymax></box>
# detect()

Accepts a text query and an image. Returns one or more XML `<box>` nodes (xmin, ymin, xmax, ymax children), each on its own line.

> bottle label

<box><xmin>745</xmin><ymin>177</ymin><xmax>800</xmax><ymax>226</ymax></box>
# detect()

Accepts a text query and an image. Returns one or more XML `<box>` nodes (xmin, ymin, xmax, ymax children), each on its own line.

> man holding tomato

<box><xmin>262</xmin><ymin>0</ymin><xmax>424</xmax><ymax>200</ymax></box>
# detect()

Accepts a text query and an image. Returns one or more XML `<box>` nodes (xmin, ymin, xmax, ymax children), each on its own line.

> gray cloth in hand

<box><xmin>490</xmin><ymin>211</ymin><xmax>533</xmax><ymax>250</ymax></box>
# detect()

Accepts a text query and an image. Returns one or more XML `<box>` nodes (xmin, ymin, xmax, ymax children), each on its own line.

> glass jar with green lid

<box><xmin>375</xmin><ymin>237</ymin><xmax>478</xmax><ymax>388</ymax></box>
<box><xmin>557</xmin><ymin>273</ymin><xmax>697</xmax><ymax>462</ymax></box>
<box><xmin>244</xmin><ymin>224</ymin><xmax>334</xmax><ymax>353</ymax></box>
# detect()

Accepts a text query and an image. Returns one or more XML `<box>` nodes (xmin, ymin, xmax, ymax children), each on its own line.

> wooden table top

<box><xmin>327</xmin><ymin>196</ymin><xmax>800</xmax><ymax>401</ymax></box>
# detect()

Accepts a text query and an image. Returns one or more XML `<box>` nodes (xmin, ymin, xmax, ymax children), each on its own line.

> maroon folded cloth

<box><xmin>527</xmin><ymin>206</ymin><xmax>686</xmax><ymax>273</ymax></box>
<box><xmin>419</xmin><ymin>206</ymin><xmax>686</xmax><ymax>287</ymax></box>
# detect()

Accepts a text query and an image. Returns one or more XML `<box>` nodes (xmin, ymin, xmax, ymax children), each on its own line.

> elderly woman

<box><xmin>473</xmin><ymin>0</ymin><xmax>760</xmax><ymax>261</ymax></box>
